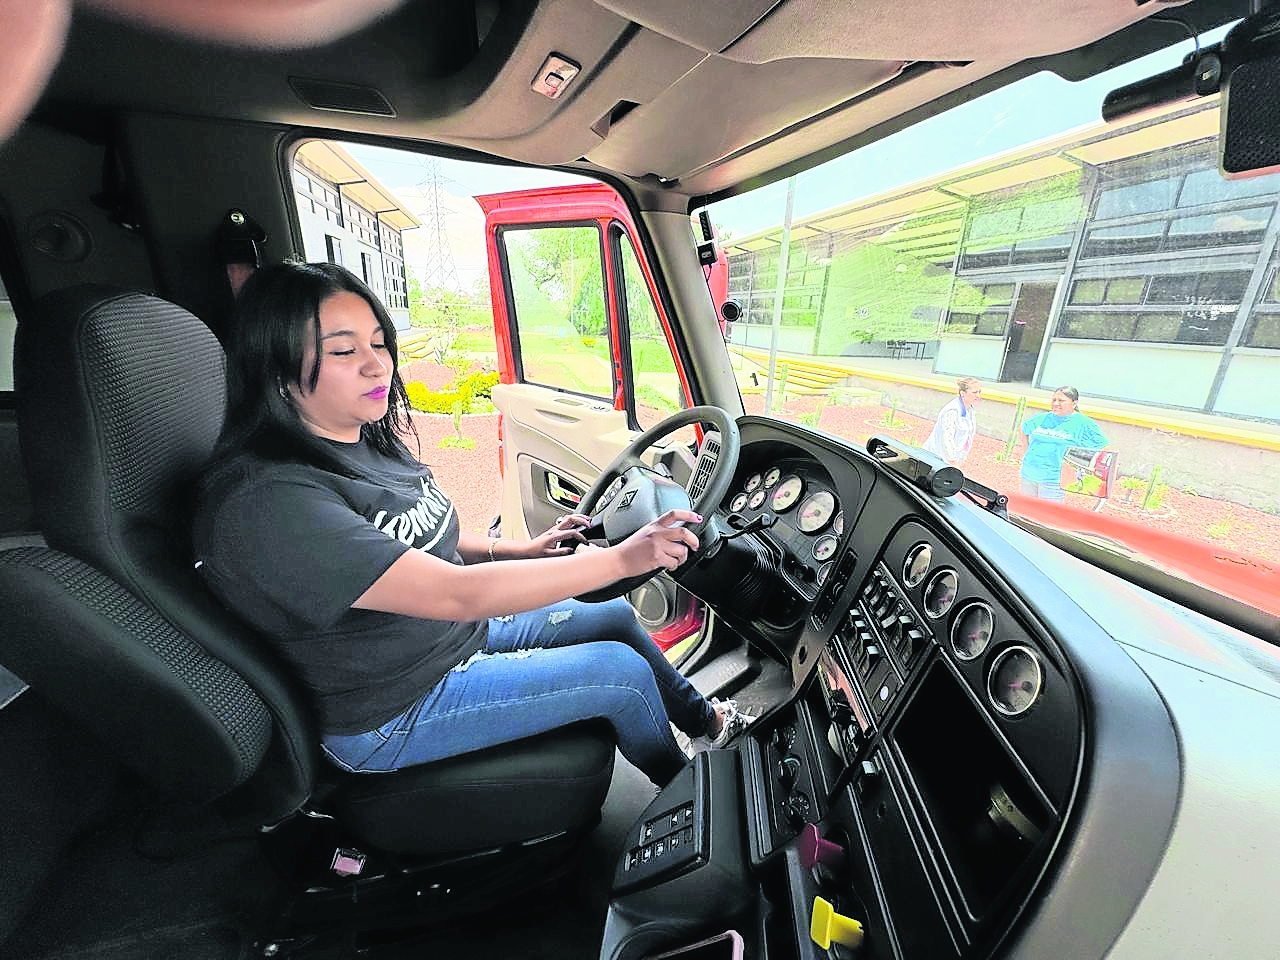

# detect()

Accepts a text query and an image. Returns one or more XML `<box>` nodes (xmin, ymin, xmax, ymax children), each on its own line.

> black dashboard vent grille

<box><xmin>688</xmin><ymin>435</ymin><xmax>720</xmax><ymax>503</ymax></box>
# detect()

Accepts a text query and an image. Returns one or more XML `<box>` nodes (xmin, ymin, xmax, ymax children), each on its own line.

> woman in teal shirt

<box><xmin>1019</xmin><ymin>386</ymin><xmax>1109</xmax><ymax>501</ymax></box>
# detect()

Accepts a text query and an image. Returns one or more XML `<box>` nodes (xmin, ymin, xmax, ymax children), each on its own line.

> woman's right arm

<box><xmin>353</xmin><ymin>508</ymin><xmax>701</xmax><ymax>622</ymax></box>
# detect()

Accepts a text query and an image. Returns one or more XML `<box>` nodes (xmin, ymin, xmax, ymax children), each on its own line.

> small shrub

<box><xmin>439</xmin><ymin>435</ymin><xmax>476</xmax><ymax>449</ymax></box>
<box><xmin>1143</xmin><ymin>482</ymin><xmax>1169</xmax><ymax>510</ymax></box>
<box><xmin>1206</xmin><ymin>520</ymin><xmax>1231</xmax><ymax>539</ymax></box>
<box><xmin>403</xmin><ymin>371</ymin><xmax>500</xmax><ymax>415</ymax></box>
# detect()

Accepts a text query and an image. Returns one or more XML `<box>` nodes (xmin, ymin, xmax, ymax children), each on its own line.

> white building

<box><xmin>292</xmin><ymin>141</ymin><xmax>418</xmax><ymax>330</ymax></box>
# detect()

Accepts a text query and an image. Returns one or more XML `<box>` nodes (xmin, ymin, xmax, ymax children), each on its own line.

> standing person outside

<box><xmin>1019</xmin><ymin>386</ymin><xmax>1109</xmax><ymax>501</ymax></box>
<box><xmin>192</xmin><ymin>261</ymin><xmax>750</xmax><ymax>791</ymax></box>
<box><xmin>922</xmin><ymin>377</ymin><xmax>982</xmax><ymax>466</ymax></box>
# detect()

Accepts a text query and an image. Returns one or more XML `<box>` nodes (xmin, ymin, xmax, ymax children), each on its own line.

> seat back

<box><xmin>3</xmin><ymin>285</ymin><xmax>315</xmax><ymax>815</ymax></box>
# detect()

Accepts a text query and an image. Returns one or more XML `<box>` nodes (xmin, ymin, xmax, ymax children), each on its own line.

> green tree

<box><xmin>511</xmin><ymin>226</ymin><xmax>607</xmax><ymax>336</ymax></box>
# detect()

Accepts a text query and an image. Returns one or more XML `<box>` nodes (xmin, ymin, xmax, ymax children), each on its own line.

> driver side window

<box><xmin>502</xmin><ymin>224</ymin><xmax>614</xmax><ymax>401</ymax></box>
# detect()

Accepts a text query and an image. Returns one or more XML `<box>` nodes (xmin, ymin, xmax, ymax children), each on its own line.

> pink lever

<box><xmin>799</xmin><ymin>823</ymin><xmax>846</xmax><ymax>871</ymax></box>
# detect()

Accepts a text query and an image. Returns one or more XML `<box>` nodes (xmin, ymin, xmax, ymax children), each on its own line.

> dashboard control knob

<box><xmin>773</xmin><ymin>724</ymin><xmax>796</xmax><ymax>750</ymax></box>
<box><xmin>810</xmin><ymin>897</ymin><xmax>864</xmax><ymax>951</ymax></box>
<box><xmin>779</xmin><ymin>755</ymin><xmax>802</xmax><ymax>790</ymax></box>
<box><xmin>799</xmin><ymin>823</ymin><xmax>846</xmax><ymax>871</ymax></box>
<box><xmin>784</xmin><ymin>791</ymin><xmax>812</xmax><ymax>827</ymax></box>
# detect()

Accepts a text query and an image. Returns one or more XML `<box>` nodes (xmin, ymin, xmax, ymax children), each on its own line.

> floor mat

<box><xmin>19</xmin><ymin>921</ymin><xmax>246</xmax><ymax>960</ymax></box>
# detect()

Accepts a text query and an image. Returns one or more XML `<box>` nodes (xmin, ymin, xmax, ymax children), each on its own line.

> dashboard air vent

<box><xmin>688</xmin><ymin>434</ymin><xmax>721</xmax><ymax>502</ymax></box>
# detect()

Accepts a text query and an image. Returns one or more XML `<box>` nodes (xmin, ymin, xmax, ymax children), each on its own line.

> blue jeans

<box><xmin>1021</xmin><ymin>478</ymin><xmax>1064</xmax><ymax>501</ymax></box>
<box><xmin>320</xmin><ymin>598</ymin><xmax>713</xmax><ymax>786</ymax></box>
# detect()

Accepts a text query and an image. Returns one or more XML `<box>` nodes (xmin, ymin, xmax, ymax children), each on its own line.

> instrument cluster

<box><xmin>724</xmin><ymin>460</ymin><xmax>843</xmax><ymax>593</ymax></box>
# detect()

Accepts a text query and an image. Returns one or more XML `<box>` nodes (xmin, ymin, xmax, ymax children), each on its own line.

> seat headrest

<box><xmin>16</xmin><ymin>285</ymin><xmax>226</xmax><ymax>583</ymax></box>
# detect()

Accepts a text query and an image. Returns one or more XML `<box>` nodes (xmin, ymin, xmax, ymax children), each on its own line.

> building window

<box><xmin>944</xmin><ymin>282</ymin><xmax>1014</xmax><ymax>336</ymax></box>
<box><xmin>959</xmin><ymin>190</ymin><xmax>1080</xmax><ymax>271</ymax></box>
<box><xmin>1242</xmin><ymin>265</ymin><xmax>1280</xmax><ymax>348</ymax></box>
<box><xmin>360</xmin><ymin>251</ymin><xmax>374</xmax><ymax>285</ymax></box>
<box><xmin>325</xmin><ymin>235</ymin><xmax>343</xmax><ymax>266</ymax></box>
<box><xmin>1057</xmin><ymin>268</ymin><xmax>1250</xmax><ymax>346</ymax></box>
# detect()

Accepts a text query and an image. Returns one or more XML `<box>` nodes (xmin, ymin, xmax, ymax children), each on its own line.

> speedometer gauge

<box><xmin>743</xmin><ymin>473</ymin><xmax>763</xmax><ymax>492</ymax></box>
<box><xmin>748</xmin><ymin>489</ymin><xmax>768</xmax><ymax>510</ymax></box>
<box><xmin>797</xmin><ymin>491</ymin><xmax>836</xmax><ymax>533</ymax></box>
<box><xmin>729</xmin><ymin>492</ymin><xmax>749</xmax><ymax>512</ymax></box>
<box><xmin>763</xmin><ymin>467</ymin><xmax>782</xmax><ymax>488</ymax></box>
<box><xmin>770</xmin><ymin>475</ymin><xmax>804</xmax><ymax>512</ymax></box>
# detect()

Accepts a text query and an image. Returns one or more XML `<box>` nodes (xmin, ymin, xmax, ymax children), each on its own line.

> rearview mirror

<box><xmin>1100</xmin><ymin>7</ymin><xmax>1280</xmax><ymax>180</ymax></box>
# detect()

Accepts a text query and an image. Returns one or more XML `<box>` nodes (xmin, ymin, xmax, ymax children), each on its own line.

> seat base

<box><xmin>326</xmin><ymin>720</ymin><xmax>616</xmax><ymax>856</ymax></box>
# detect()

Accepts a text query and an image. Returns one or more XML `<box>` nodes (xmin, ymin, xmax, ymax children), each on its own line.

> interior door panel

<box><xmin>492</xmin><ymin>382</ymin><xmax>634</xmax><ymax>539</ymax></box>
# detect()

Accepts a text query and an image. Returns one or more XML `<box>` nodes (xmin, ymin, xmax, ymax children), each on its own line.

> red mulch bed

<box><xmin>405</xmin><ymin>411</ymin><xmax>502</xmax><ymax>535</ymax></box>
<box><xmin>744</xmin><ymin>394</ymin><xmax>1280</xmax><ymax>564</ymax></box>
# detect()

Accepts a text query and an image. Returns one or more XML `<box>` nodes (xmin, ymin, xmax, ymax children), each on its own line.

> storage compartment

<box><xmin>644</xmin><ymin>931</ymin><xmax>744</xmax><ymax>960</ymax></box>
<box><xmin>892</xmin><ymin>665</ymin><xmax>1053</xmax><ymax>922</ymax></box>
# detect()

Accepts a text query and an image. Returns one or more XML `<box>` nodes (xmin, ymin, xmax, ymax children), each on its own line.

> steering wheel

<box><xmin>574</xmin><ymin>405</ymin><xmax>740</xmax><ymax>602</ymax></box>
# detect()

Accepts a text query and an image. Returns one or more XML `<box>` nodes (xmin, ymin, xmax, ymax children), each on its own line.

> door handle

<box><xmin>546</xmin><ymin>471</ymin><xmax>583</xmax><ymax>509</ymax></box>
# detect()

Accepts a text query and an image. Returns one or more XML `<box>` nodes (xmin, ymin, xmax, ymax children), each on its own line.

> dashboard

<box><xmin>601</xmin><ymin>416</ymin><xmax>1280</xmax><ymax>960</ymax></box>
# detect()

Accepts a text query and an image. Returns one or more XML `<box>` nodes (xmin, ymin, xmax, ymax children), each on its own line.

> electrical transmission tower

<box><xmin>417</xmin><ymin>158</ymin><xmax>460</xmax><ymax>291</ymax></box>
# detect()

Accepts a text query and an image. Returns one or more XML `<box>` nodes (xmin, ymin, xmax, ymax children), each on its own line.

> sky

<box><xmin>343</xmin><ymin>23</ymin><xmax>1233</xmax><ymax>288</ymax></box>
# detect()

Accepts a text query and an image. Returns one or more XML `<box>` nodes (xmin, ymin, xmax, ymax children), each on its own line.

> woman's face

<box><xmin>1050</xmin><ymin>390</ymin><xmax>1077</xmax><ymax>415</ymax></box>
<box><xmin>288</xmin><ymin>290</ymin><xmax>392</xmax><ymax>442</ymax></box>
<box><xmin>962</xmin><ymin>384</ymin><xmax>982</xmax><ymax>406</ymax></box>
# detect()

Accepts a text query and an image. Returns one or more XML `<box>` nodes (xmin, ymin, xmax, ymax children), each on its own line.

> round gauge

<box><xmin>922</xmin><ymin>569</ymin><xmax>959</xmax><ymax>619</ymax></box>
<box><xmin>903</xmin><ymin>543</ymin><xmax>933</xmax><ymax>588</ymax></box>
<box><xmin>797</xmin><ymin>491</ymin><xmax>837</xmax><ymax>533</ymax></box>
<box><xmin>812</xmin><ymin>535</ymin><xmax>838</xmax><ymax>562</ymax></box>
<box><xmin>748</xmin><ymin>489</ymin><xmax>768</xmax><ymax>510</ymax></box>
<box><xmin>771</xmin><ymin>475</ymin><xmax>805</xmax><ymax>512</ymax></box>
<box><xmin>987</xmin><ymin>645</ymin><xmax>1044</xmax><ymax>717</ymax></box>
<box><xmin>743</xmin><ymin>473</ymin><xmax>763</xmax><ymax>492</ymax></box>
<box><xmin>817</xmin><ymin>562</ymin><xmax>833</xmax><ymax>586</ymax></box>
<box><xmin>832</xmin><ymin>511</ymin><xmax>844</xmax><ymax>537</ymax></box>
<box><xmin>951</xmin><ymin>602</ymin><xmax>995</xmax><ymax>662</ymax></box>
<box><xmin>763</xmin><ymin>467</ymin><xmax>782</xmax><ymax>488</ymax></box>
<box><xmin>729</xmin><ymin>492</ymin><xmax>749</xmax><ymax>512</ymax></box>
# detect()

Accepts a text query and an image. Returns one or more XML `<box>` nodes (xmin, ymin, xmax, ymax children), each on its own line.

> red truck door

<box><xmin>476</xmin><ymin>182</ymin><xmax>705</xmax><ymax>651</ymax></box>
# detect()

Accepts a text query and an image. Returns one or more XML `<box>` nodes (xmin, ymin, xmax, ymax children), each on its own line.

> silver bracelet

<box><xmin>487</xmin><ymin>538</ymin><xmax>498</xmax><ymax>562</ymax></box>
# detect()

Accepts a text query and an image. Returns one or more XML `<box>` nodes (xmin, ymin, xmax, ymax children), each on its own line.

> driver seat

<box><xmin>0</xmin><ymin>284</ymin><xmax>614</xmax><ymax>857</ymax></box>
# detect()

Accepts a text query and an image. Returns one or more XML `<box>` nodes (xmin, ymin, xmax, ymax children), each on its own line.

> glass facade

<box><xmin>719</xmin><ymin>103</ymin><xmax>1280</xmax><ymax>418</ymax></box>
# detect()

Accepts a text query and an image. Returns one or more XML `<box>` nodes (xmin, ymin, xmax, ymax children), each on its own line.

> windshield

<box><xmin>701</xmin><ymin>26</ymin><xmax>1279</xmax><ymax>614</ymax></box>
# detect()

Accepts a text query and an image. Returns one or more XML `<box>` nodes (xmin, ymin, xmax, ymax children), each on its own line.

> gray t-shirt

<box><xmin>193</xmin><ymin>441</ymin><xmax>488</xmax><ymax>735</ymax></box>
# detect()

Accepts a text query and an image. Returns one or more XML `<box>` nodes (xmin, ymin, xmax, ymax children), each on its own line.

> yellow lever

<box><xmin>810</xmin><ymin>896</ymin><xmax>864</xmax><ymax>951</ymax></box>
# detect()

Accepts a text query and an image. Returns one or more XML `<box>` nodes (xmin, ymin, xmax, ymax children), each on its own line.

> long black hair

<box><xmin>207</xmin><ymin>260</ymin><xmax>419</xmax><ymax>480</ymax></box>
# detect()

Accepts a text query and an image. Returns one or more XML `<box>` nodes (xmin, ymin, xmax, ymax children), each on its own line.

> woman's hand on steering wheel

<box><xmin>524</xmin><ymin>512</ymin><xmax>592</xmax><ymax>558</ymax></box>
<box><xmin>611</xmin><ymin>508</ymin><xmax>702</xmax><ymax>577</ymax></box>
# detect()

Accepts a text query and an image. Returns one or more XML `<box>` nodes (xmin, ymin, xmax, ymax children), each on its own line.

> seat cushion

<box><xmin>333</xmin><ymin>721</ymin><xmax>615</xmax><ymax>855</ymax></box>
